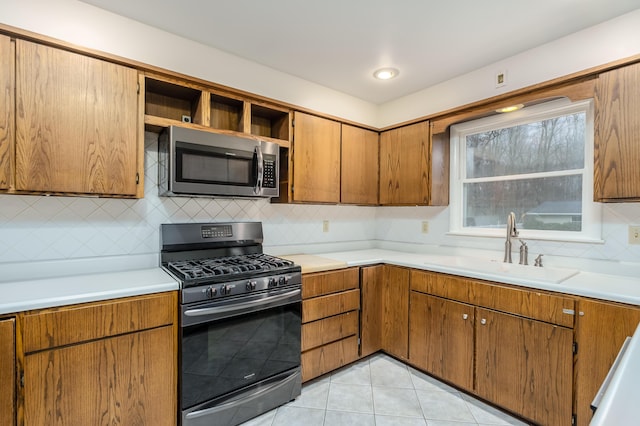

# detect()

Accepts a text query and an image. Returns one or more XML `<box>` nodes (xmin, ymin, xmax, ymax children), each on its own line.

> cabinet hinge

<box><xmin>572</xmin><ymin>414</ymin><xmax>577</xmax><ymax>425</ymax></box>
<box><xmin>137</xmin><ymin>82</ymin><xmax>140</xmax><ymax>94</ymax></box>
<box><xmin>20</xmin><ymin>372</ymin><xmax>24</xmax><ymax>388</ymax></box>
<box><xmin>573</xmin><ymin>342</ymin><xmax>578</xmax><ymax>355</ymax></box>
<box><xmin>291</xmin><ymin>118</ymin><xmax>295</xmax><ymax>127</ymax></box>
<box><xmin>136</xmin><ymin>173</ymin><xmax>140</xmax><ymax>184</ymax></box>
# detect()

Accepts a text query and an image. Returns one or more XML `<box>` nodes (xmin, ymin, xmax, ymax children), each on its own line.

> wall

<box><xmin>1</xmin><ymin>3</ymin><xmax>639</xmax><ymax>267</ymax></box>
<box><xmin>378</xmin><ymin>9</ymin><xmax>640</xmax><ymax>127</ymax></box>
<box><xmin>375</xmin><ymin>204</ymin><xmax>640</xmax><ymax>265</ymax></box>
<box><xmin>0</xmin><ymin>133</ymin><xmax>376</xmax><ymax>264</ymax></box>
<box><xmin>0</xmin><ymin>0</ymin><xmax>377</xmax><ymax>126</ymax></box>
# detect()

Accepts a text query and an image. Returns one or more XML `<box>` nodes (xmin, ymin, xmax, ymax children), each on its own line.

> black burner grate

<box><xmin>167</xmin><ymin>253</ymin><xmax>294</xmax><ymax>281</ymax></box>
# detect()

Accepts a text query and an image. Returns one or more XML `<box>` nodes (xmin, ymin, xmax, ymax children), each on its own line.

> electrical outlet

<box><xmin>323</xmin><ymin>220</ymin><xmax>330</xmax><ymax>233</ymax></box>
<box><xmin>629</xmin><ymin>225</ymin><xmax>640</xmax><ymax>244</ymax></box>
<box><xmin>496</xmin><ymin>70</ymin><xmax>506</xmax><ymax>88</ymax></box>
<box><xmin>421</xmin><ymin>221</ymin><xmax>429</xmax><ymax>234</ymax></box>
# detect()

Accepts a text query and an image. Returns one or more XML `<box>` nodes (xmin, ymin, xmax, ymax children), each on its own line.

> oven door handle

<box><xmin>184</xmin><ymin>289</ymin><xmax>300</xmax><ymax>319</ymax></box>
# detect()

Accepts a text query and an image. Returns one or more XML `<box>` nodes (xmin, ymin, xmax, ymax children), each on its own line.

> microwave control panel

<box><xmin>263</xmin><ymin>157</ymin><xmax>277</xmax><ymax>188</ymax></box>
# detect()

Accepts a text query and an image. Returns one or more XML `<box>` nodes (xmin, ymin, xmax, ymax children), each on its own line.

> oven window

<box><xmin>181</xmin><ymin>303</ymin><xmax>301</xmax><ymax>409</ymax></box>
<box><xmin>178</xmin><ymin>150</ymin><xmax>252</xmax><ymax>185</ymax></box>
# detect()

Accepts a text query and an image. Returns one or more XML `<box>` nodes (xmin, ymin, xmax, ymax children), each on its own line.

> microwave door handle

<box><xmin>254</xmin><ymin>144</ymin><xmax>264</xmax><ymax>194</ymax></box>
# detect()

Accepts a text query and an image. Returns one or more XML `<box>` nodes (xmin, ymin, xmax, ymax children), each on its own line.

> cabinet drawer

<box><xmin>302</xmin><ymin>289</ymin><xmax>360</xmax><ymax>323</ymax></box>
<box><xmin>302</xmin><ymin>267</ymin><xmax>359</xmax><ymax>299</ymax></box>
<box><xmin>22</xmin><ymin>292</ymin><xmax>176</xmax><ymax>353</ymax></box>
<box><xmin>301</xmin><ymin>335</ymin><xmax>359</xmax><ymax>382</ymax></box>
<box><xmin>302</xmin><ymin>311</ymin><xmax>358</xmax><ymax>351</ymax></box>
<box><xmin>411</xmin><ymin>270</ymin><xmax>474</xmax><ymax>303</ymax></box>
<box><xmin>474</xmin><ymin>281</ymin><xmax>575</xmax><ymax>328</ymax></box>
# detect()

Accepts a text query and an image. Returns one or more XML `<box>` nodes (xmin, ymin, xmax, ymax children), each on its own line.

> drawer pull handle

<box><xmin>462</xmin><ymin>314</ymin><xmax>469</xmax><ymax>320</ymax></box>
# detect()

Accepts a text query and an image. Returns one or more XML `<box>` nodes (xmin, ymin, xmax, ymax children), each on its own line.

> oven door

<box><xmin>180</xmin><ymin>286</ymin><xmax>301</xmax><ymax>426</ymax></box>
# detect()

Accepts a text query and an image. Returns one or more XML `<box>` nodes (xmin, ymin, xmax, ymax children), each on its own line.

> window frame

<box><xmin>449</xmin><ymin>98</ymin><xmax>602</xmax><ymax>243</ymax></box>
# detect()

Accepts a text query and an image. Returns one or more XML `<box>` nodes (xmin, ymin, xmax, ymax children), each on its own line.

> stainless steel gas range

<box><xmin>160</xmin><ymin>222</ymin><xmax>302</xmax><ymax>426</ymax></box>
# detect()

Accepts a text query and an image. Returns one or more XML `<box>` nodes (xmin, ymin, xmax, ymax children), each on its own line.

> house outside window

<box><xmin>449</xmin><ymin>99</ymin><xmax>602</xmax><ymax>242</ymax></box>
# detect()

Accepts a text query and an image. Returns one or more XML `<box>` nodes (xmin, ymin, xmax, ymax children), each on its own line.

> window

<box><xmin>449</xmin><ymin>99</ymin><xmax>601</xmax><ymax>242</ymax></box>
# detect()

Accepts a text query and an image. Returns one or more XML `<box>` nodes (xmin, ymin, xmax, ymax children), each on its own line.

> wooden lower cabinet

<box><xmin>360</xmin><ymin>265</ymin><xmax>383</xmax><ymax>357</ymax></box>
<box><xmin>574</xmin><ymin>298</ymin><xmax>640</xmax><ymax>426</ymax></box>
<box><xmin>0</xmin><ymin>318</ymin><xmax>15</xmax><ymax>426</ymax></box>
<box><xmin>301</xmin><ymin>268</ymin><xmax>360</xmax><ymax>381</ymax></box>
<box><xmin>476</xmin><ymin>308</ymin><xmax>574</xmax><ymax>426</ymax></box>
<box><xmin>18</xmin><ymin>292</ymin><xmax>177</xmax><ymax>426</ymax></box>
<box><xmin>409</xmin><ymin>292</ymin><xmax>474</xmax><ymax>391</ymax></box>
<box><xmin>381</xmin><ymin>265</ymin><xmax>409</xmax><ymax>360</ymax></box>
<box><xmin>409</xmin><ymin>270</ymin><xmax>575</xmax><ymax>425</ymax></box>
<box><xmin>23</xmin><ymin>326</ymin><xmax>174</xmax><ymax>426</ymax></box>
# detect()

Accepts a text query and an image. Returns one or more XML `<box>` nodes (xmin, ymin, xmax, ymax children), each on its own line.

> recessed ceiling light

<box><xmin>495</xmin><ymin>104</ymin><xmax>524</xmax><ymax>113</ymax></box>
<box><xmin>373</xmin><ymin>68</ymin><xmax>399</xmax><ymax>80</ymax></box>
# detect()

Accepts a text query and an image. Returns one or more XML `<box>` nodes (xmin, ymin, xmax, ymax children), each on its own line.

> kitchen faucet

<box><xmin>503</xmin><ymin>212</ymin><xmax>519</xmax><ymax>263</ymax></box>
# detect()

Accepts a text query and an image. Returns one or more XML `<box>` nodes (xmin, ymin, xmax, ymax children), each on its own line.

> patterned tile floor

<box><xmin>241</xmin><ymin>353</ymin><xmax>530</xmax><ymax>426</ymax></box>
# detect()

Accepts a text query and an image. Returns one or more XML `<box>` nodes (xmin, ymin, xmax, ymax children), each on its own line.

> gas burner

<box><xmin>166</xmin><ymin>253</ymin><xmax>295</xmax><ymax>284</ymax></box>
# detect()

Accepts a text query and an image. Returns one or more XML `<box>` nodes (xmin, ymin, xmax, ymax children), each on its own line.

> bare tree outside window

<box><xmin>450</xmin><ymin>99</ymin><xmax>600</xmax><ymax>241</ymax></box>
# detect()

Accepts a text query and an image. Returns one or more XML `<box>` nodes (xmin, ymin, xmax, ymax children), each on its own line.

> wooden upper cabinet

<box><xmin>292</xmin><ymin>111</ymin><xmax>341</xmax><ymax>203</ymax></box>
<box><xmin>0</xmin><ymin>318</ymin><xmax>15</xmax><ymax>426</ymax></box>
<box><xmin>379</xmin><ymin>121</ymin><xmax>430</xmax><ymax>205</ymax></box>
<box><xmin>594</xmin><ymin>62</ymin><xmax>640</xmax><ymax>201</ymax></box>
<box><xmin>0</xmin><ymin>34</ymin><xmax>13</xmax><ymax>191</ymax></box>
<box><xmin>341</xmin><ymin>124</ymin><xmax>378</xmax><ymax>205</ymax></box>
<box><xmin>15</xmin><ymin>40</ymin><xmax>141</xmax><ymax>197</ymax></box>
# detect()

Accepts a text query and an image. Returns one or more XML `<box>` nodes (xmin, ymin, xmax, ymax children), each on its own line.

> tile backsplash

<box><xmin>1</xmin><ymin>132</ymin><xmax>639</xmax><ymax>265</ymax></box>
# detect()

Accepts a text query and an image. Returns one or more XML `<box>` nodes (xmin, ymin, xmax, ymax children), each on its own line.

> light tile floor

<box><xmin>242</xmin><ymin>353</ymin><xmax>531</xmax><ymax>426</ymax></box>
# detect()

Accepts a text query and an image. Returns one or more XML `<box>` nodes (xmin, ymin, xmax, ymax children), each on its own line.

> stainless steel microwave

<box><xmin>158</xmin><ymin>126</ymin><xmax>279</xmax><ymax>198</ymax></box>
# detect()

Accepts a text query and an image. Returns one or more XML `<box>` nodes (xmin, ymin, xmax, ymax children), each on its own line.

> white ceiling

<box><xmin>82</xmin><ymin>0</ymin><xmax>640</xmax><ymax>104</ymax></box>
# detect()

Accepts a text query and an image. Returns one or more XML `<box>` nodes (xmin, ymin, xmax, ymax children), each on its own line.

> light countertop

<box><xmin>284</xmin><ymin>249</ymin><xmax>640</xmax><ymax>306</ymax></box>
<box><xmin>0</xmin><ymin>267</ymin><xmax>178</xmax><ymax>315</ymax></box>
<box><xmin>1</xmin><ymin>248</ymin><xmax>638</xmax><ymax>315</ymax></box>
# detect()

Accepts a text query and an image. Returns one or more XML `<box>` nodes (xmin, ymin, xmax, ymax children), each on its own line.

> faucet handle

<box><xmin>534</xmin><ymin>254</ymin><xmax>544</xmax><ymax>267</ymax></box>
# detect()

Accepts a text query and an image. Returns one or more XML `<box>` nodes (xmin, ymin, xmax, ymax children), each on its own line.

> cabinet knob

<box><xmin>480</xmin><ymin>318</ymin><xmax>487</xmax><ymax>325</ymax></box>
<box><xmin>462</xmin><ymin>313</ymin><xmax>469</xmax><ymax>320</ymax></box>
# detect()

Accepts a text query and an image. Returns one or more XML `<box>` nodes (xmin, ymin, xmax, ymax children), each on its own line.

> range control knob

<box><xmin>268</xmin><ymin>277</ymin><xmax>277</xmax><ymax>287</ymax></box>
<box><xmin>278</xmin><ymin>276</ymin><xmax>286</xmax><ymax>286</ymax></box>
<box><xmin>205</xmin><ymin>286</ymin><xmax>217</xmax><ymax>299</ymax></box>
<box><xmin>219</xmin><ymin>284</ymin><xmax>230</xmax><ymax>295</ymax></box>
<box><xmin>246</xmin><ymin>281</ymin><xmax>257</xmax><ymax>291</ymax></box>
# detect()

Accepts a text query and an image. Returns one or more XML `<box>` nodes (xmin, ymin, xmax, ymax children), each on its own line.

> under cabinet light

<box><xmin>495</xmin><ymin>104</ymin><xmax>524</xmax><ymax>113</ymax></box>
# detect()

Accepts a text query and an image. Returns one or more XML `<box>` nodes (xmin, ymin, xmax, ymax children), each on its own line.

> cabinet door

<box><xmin>16</xmin><ymin>40</ymin><xmax>140</xmax><ymax>196</ymax></box>
<box><xmin>476</xmin><ymin>308</ymin><xmax>573</xmax><ymax>426</ymax></box>
<box><xmin>360</xmin><ymin>265</ymin><xmax>383</xmax><ymax>357</ymax></box>
<box><xmin>0</xmin><ymin>318</ymin><xmax>15</xmax><ymax>426</ymax></box>
<box><xmin>409</xmin><ymin>292</ymin><xmax>474</xmax><ymax>391</ymax></box>
<box><xmin>574</xmin><ymin>299</ymin><xmax>640</xmax><ymax>426</ymax></box>
<box><xmin>24</xmin><ymin>326</ymin><xmax>175</xmax><ymax>426</ymax></box>
<box><xmin>292</xmin><ymin>111</ymin><xmax>341</xmax><ymax>203</ymax></box>
<box><xmin>381</xmin><ymin>265</ymin><xmax>409</xmax><ymax>359</ymax></box>
<box><xmin>594</xmin><ymin>62</ymin><xmax>640</xmax><ymax>201</ymax></box>
<box><xmin>341</xmin><ymin>124</ymin><xmax>378</xmax><ymax>205</ymax></box>
<box><xmin>379</xmin><ymin>121</ymin><xmax>430</xmax><ymax>205</ymax></box>
<box><xmin>0</xmin><ymin>34</ymin><xmax>13</xmax><ymax>190</ymax></box>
